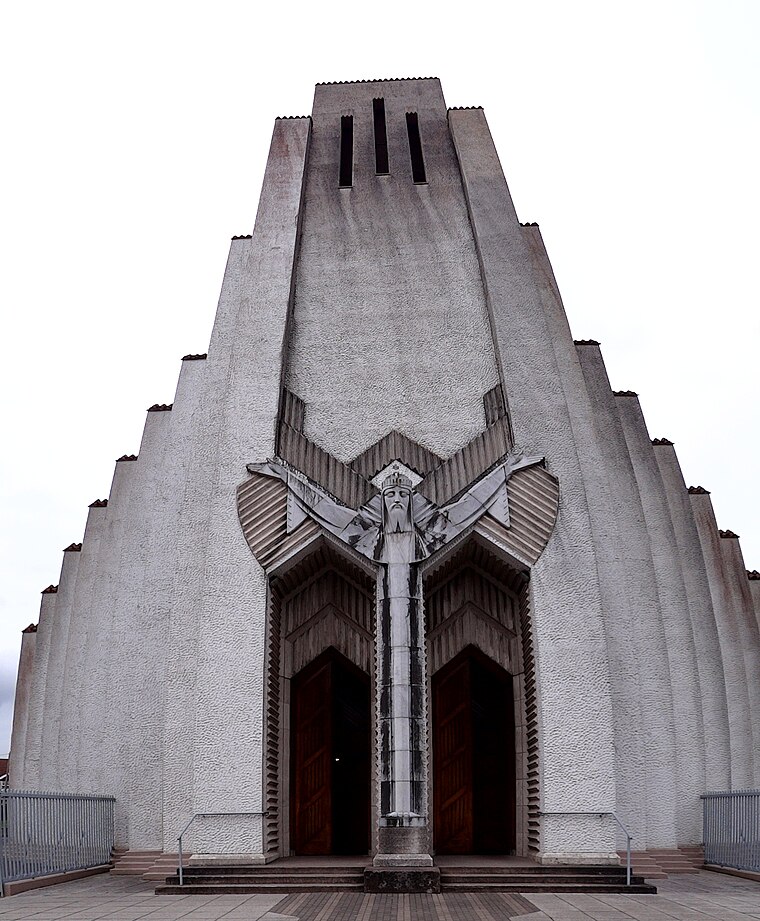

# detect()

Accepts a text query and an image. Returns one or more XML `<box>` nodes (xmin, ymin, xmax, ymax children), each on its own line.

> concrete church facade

<box><xmin>10</xmin><ymin>78</ymin><xmax>760</xmax><ymax>873</ymax></box>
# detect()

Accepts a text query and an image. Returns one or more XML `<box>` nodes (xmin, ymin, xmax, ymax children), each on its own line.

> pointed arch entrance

<box><xmin>423</xmin><ymin>536</ymin><xmax>538</xmax><ymax>857</ymax></box>
<box><xmin>262</xmin><ymin>540</ymin><xmax>377</xmax><ymax>859</ymax></box>
<box><xmin>291</xmin><ymin>648</ymin><xmax>371</xmax><ymax>855</ymax></box>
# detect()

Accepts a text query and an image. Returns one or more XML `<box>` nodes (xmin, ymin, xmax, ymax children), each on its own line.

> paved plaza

<box><xmin>0</xmin><ymin>871</ymin><xmax>759</xmax><ymax>921</ymax></box>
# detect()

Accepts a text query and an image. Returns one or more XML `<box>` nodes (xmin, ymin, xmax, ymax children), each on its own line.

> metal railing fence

<box><xmin>702</xmin><ymin>790</ymin><xmax>760</xmax><ymax>873</ymax></box>
<box><xmin>0</xmin><ymin>791</ymin><xmax>115</xmax><ymax>894</ymax></box>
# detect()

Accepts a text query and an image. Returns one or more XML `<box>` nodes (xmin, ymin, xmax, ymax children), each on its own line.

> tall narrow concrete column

<box><xmin>690</xmin><ymin>489</ymin><xmax>754</xmax><ymax>788</ymax></box>
<box><xmin>374</xmin><ymin>536</ymin><xmax>430</xmax><ymax>867</ymax></box>
<box><xmin>22</xmin><ymin>586</ymin><xmax>58</xmax><ymax>789</ymax></box>
<box><xmin>653</xmin><ymin>443</ymin><xmax>730</xmax><ymax>792</ymax></box>
<box><xmin>8</xmin><ymin>624</ymin><xmax>37</xmax><ymax>786</ymax></box>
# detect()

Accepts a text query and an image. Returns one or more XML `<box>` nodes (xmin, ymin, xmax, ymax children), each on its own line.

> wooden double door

<box><xmin>432</xmin><ymin>647</ymin><xmax>516</xmax><ymax>854</ymax></box>
<box><xmin>290</xmin><ymin>649</ymin><xmax>371</xmax><ymax>855</ymax></box>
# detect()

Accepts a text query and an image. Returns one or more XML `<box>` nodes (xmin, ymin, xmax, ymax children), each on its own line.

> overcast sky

<box><xmin>1</xmin><ymin>0</ymin><xmax>758</xmax><ymax>758</ymax></box>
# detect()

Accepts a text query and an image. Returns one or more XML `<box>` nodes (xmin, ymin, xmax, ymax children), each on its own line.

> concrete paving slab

<box><xmin>0</xmin><ymin>869</ymin><xmax>759</xmax><ymax>920</ymax></box>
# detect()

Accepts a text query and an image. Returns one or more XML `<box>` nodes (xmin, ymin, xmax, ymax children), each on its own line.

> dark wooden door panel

<box><xmin>332</xmin><ymin>662</ymin><xmax>370</xmax><ymax>854</ymax></box>
<box><xmin>433</xmin><ymin>647</ymin><xmax>515</xmax><ymax>855</ymax></box>
<box><xmin>433</xmin><ymin>657</ymin><xmax>473</xmax><ymax>853</ymax></box>
<box><xmin>292</xmin><ymin>659</ymin><xmax>332</xmax><ymax>855</ymax></box>
<box><xmin>472</xmin><ymin>661</ymin><xmax>514</xmax><ymax>853</ymax></box>
<box><xmin>292</xmin><ymin>649</ymin><xmax>371</xmax><ymax>856</ymax></box>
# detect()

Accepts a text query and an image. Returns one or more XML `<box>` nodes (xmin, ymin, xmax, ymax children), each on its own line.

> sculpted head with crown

<box><xmin>381</xmin><ymin>470</ymin><xmax>414</xmax><ymax>534</ymax></box>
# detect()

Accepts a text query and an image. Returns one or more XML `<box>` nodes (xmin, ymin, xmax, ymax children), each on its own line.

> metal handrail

<box><xmin>539</xmin><ymin>810</ymin><xmax>633</xmax><ymax>885</ymax></box>
<box><xmin>177</xmin><ymin>812</ymin><xmax>268</xmax><ymax>886</ymax></box>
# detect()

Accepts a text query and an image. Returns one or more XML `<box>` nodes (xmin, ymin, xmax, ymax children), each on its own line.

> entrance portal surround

<box><xmin>237</xmin><ymin>442</ymin><xmax>560</xmax><ymax>868</ymax></box>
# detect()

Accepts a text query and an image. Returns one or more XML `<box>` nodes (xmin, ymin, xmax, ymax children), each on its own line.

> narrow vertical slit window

<box><xmin>339</xmin><ymin>115</ymin><xmax>353</xmax><ymax>188</ymax></box>
<box><xmin>405</xmin><ymin>112</ymin><xmax>426</xmax><ymax>184</ymax></box>
<box><xmin>373</xmin><ymin>98</ymin><xmax>389</xmax><ymax>175</ymax></box>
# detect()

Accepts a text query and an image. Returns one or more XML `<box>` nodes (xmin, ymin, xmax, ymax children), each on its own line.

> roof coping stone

<box><xmin>316</xmin><ymin>77</ymin><xmax>438</xmax><ymax>86</ymax></box>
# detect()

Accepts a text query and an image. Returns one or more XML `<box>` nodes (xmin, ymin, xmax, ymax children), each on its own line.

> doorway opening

<box><xmin>432</xmin><ymin>645</ymin><xmax>515</xmax><ymax>854</ymax></box>
<box><xmin>290</xmin><ymin>647</ymin><xmax>371</xmax><ymax>855</ymax></box>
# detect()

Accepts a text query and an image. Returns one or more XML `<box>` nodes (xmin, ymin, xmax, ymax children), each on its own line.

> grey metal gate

<box><xmin>0</xmin><ymin>791</ymin><xmax>115</xmax><ymax>893</ymax></box>
<box><xmin>702</xmin><ymin>790</ymin><xmax>760</xmax><ymax>873</ymax></box>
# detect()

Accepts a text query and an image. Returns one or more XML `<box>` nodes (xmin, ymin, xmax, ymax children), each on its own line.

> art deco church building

<box><xmin>10</xmin><ymin>78</ymin><xmax>760</xmax><ymax>873</ymax></box>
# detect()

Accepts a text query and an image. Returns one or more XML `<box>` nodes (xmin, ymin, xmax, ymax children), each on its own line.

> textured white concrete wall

<box><xmin>449</xmin><ymin>107</ymin><xmax>618</xmax><ymax>862</ymax></box>
<box><xmin>653</xmin><ymin>445</ymin><xmax>731</xmax><ymax>792</ymax></box>
<box><xmin>615</xmin><ymin>395</ymin><xmax>705</xmax><ymax>844</ymax></box>
<box><xmin>161</xmin><ymin>264</ymin><xmax>247</xmax><ymax>851</ymax></box>
<box><xmin>8</xmin><ymin>628</ymin><xmax>36</xmax><ymax>786</ymax></box>
<box><xmin>575</xmin><ymin>344</ymin><xmax>676</xmax><ymax>849</ymax></box>
<box><xmin>57</xmin><ymin>505</ymin><xmax>107</xmax><ymax>790</ymax></box>
<box><xmin>102</xmin><ymin>411</ymin><xmax>171</xmax><ymax>846</ymax></box>
<box><xmin>76</xmin><ymin>458</ymin><xmax>139</xmax><ymax>834</ymax></box>
<box><xmin>39</xmin><ymin>549</ymin><xmax>82</xmax><ymax>789</ymax></box>
<box><xmin>187</xmin><ymin>116</ymin><xmax>311</xmax><ymax>856</ymax></box>
<box><xmin>286</xmin><ymin>80</ymin><xmax>499</xmax><ymax>463</ymax></box>
<box><xmin>130</xmin><ymin>364</ymin><xmax>205</xmax><ymax>851</ymax></box>
<box><xmin>691</xmin><ymin>492</ymin><xmax>754</xmax><ymax>788</ymax></box>
<box><xmin>716</xmin><ymin>533</ymin><xmax>760</xmax><ymax>787</ymax></box>
<box><xmin>22</xmin><ymin>590</ymin><xmax>57</xmax><ymax>788</ymax></box>
<box><xmin>35</xmin><ymin>554</ymin><xmax>79</xmax><ymax>790</ymax></box>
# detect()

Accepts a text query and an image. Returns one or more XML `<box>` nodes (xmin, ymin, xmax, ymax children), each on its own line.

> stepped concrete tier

<box><xmin>8</xmin><ymin>77</ymin><xmax>759</xmax><ymax>885</ymax></box>
<box><xmin>110</xmin><ymin>849</ymin><xmax>192</xmax><ymax>881</ymax></box>
<box><xmin>155</xmin><ymin>860</ymin><xmax>656</xmax><ymax>895</ymax></box>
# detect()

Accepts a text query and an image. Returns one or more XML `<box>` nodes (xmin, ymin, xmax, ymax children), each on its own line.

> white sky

<box><xmin>1</xmin><ymin>0</ymin><xmax>758</xmax><ymax>758</ymax></box>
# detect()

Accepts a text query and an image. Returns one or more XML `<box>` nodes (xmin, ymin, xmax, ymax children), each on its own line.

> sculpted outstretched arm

<box><xmin>429</xmin><ymin>451</ymin><xmax>545</xmax><ymax>538</ymax></box>
<box><xmin>246</xmin><ymin>460</ymin><xmax>356</xmax><ymax>536</ymax></box>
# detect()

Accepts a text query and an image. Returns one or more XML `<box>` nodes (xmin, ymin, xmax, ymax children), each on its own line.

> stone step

<box><xmin>179</xmin><ymin>865</ymin><xmax>365</xmax><ymax>876</ymax></box>
<box><xmin>440</xmin><ymin>872</ymin><xmax>647</xmax><ymax>882</ymax></box>
<box><xmin>111</xmin><ymin>851</ymin><xmax>190</xmax><ymax>878</ymax></box>
<box><xmin>439</xmin><ymin>872</ymin><xmax>644</xmax><ymax>883</ymax></box>
<box><xmin>647</xmin><ymin>851</ymin><xmax>700</xmax><ymax>874</ymax></box>
<box><xmin>165</xmin><ymin>873</ymin><xmax>364</xmax><ymax>886</ymax></box>
<box><xmin>157</xmin><ymin>882</ymin><xmax>365</xmax><ymax>894</ymax></box>
<box><xmin>679</xmin><ymin>847</ymin><xmax>705</xmax><ymax>868</ymax></box>
<box><xmin>442</xmin><ymin>881</ymin><xmax>657</xmax><ymax>893</ymax></box>
<box><xmin>156</xmin><ymin>863</ymin><xmax>657</xmax><ymax>895</ymax></box>
<box><xmin>439</xmin><ymin>866</ymin><xmax>633</xmax><ymax>877</ymax></box>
